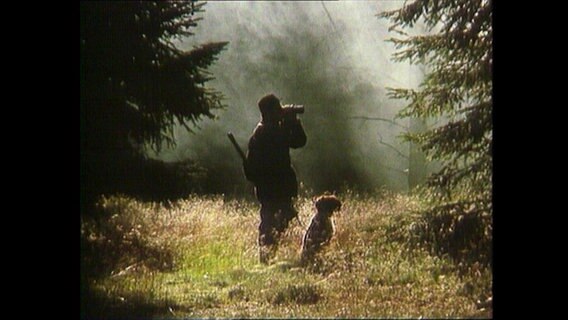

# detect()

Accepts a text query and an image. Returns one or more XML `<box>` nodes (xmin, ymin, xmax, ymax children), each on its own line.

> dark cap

<box><xmin>258</xmin><ymin>94</ymin><xmax>281</xmax><ymax>117</ymax></box>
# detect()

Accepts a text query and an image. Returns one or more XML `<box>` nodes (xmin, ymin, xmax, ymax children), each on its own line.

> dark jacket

<box><xmin>244</xmin><ymin>118</ymin><xmax>307</xmax><ymax>200</ymax></box>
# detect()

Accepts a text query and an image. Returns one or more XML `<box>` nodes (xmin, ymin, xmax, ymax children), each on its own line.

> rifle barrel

<box><xmin>227</xmin><ymin>132</ymin><xmax>246</xmax><ymax>162</ymax></box>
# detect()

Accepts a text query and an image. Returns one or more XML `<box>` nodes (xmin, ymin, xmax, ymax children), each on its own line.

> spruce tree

<box><xmin>80</xmin><ymin>1</ymin><xmax>228</xmax><ymax>201</ymax></box>
<box><xmin>380</xmin><ymin>0</ymin><xmax>492</xmax><ymax>265</ymax></box>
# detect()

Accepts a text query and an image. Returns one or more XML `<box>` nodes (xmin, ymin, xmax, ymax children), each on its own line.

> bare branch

<box><xmin>349</xmin><ymin>116</ymin><xmax>408</xmax><ymax>129</ymax></box>
<box><xmin>378</xmin><ymin>133</ymin><xmax>409</xmax><ymax>160</ymax></box>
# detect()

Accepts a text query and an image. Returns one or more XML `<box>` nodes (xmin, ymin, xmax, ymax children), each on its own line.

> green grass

<box><xmin>81</xmin><ymin>191</ymin><xmax>492</xmax><ymax>319</ymax></box>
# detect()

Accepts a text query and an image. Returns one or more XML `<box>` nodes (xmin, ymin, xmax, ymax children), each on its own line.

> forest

<box><xmin>80</xmin><ymin>1</ymin><xmax>492</xmax><ymax>319</ymax></box>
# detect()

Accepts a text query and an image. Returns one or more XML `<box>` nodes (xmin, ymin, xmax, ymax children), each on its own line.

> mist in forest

<box><xmin>149</xmin><ymin>1</ymin><xmax>425</xmax><ymax>195</ymax></box>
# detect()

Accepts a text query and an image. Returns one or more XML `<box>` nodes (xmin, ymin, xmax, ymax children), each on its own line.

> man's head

<box><xmin>258</xmin><ymin>93</ymin><xmax>282</xmax><ymax>123</ymax></box>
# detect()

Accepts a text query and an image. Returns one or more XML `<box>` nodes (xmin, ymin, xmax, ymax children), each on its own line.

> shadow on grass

<box><xmin>80</xmin><ymin>197</ymin><xmax>183</xmax><ymax>319</ymax></box>
<box><xmin>80</xmin><ymin>284</ymin><xmax>190</xmax><ymax>320</ymax></box>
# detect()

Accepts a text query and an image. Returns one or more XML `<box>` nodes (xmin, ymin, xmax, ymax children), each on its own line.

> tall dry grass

<box><xmin>81</xmin><ymin>190</ymin><xmax>492</xmax><ymax>319</ymax></box>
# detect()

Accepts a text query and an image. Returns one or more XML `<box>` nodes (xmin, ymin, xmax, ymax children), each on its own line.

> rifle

<box><xmin>227</xmin><ymin>132</ymin><xmax>246</xmax><ymax>162</ymax></box>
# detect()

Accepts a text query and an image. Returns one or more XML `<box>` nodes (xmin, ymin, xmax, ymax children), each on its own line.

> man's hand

<box><xmin>282</xmin><ymin>111</ymin><xmax>299</xmax><ymax>122</ymax></box>
<box><xmin>281</xmin><ymin>108</ymin><xmax>300</xmax><ymax>123</ymax></box>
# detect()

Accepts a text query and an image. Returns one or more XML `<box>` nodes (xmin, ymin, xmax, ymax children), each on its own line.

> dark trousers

<box><xmin>258</xmin><ymin>197</ymin><xmax>297</xmax><ymax>247</ymax></box>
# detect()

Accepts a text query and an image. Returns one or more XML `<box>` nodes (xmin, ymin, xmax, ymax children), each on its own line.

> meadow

<box><xmin>80</xmin><ymin>190</ymin><xmax>492</xmax><ymax>319</ymax></box>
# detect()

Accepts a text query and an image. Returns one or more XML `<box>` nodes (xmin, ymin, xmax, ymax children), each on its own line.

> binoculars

<box><xmin>282</xmin><ymin>104</ymin><xmax>305</xmax><ymax>115</ymax></box>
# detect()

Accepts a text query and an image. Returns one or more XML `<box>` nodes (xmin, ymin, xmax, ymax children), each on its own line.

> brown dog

<box><xmin>300</xmin><ymin>194</ymin><xmax>342</xmax><ymax>263</ymax></box>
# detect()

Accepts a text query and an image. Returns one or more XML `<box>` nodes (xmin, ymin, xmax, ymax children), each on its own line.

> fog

<box><xmin>150</xmin><ymin>1</ymin><xmax>424</xmax><ymax>195</ymax></box>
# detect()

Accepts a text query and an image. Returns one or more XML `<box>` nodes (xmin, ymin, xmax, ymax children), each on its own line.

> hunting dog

<box><xmin>300</xmin><ymin>194</ymin><xmax>342</xmax><ymax>264</ymax></box>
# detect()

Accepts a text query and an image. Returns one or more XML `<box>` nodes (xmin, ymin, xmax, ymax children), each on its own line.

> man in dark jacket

<box><xmin>244</xmin><ymin>93</ymin><xmax>307</xmax><ymax>264</ymax></box>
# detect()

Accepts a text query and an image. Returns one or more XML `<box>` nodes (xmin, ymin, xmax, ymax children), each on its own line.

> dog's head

<box><xmin>315</xmin><ymin>194</ymin><xmax>342</xmax><ymax>216</ymax></box>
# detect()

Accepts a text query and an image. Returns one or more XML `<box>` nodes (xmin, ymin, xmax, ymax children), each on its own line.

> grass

<box><xmin>81</xmin><ymin>190</ymin><xmax>492</xmax><ymax>319</ymax></box>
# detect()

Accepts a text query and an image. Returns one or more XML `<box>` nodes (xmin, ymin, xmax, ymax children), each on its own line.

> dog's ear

<box><xmin>335</xmin><ymin>199</ymin><xmax>342</xmax><ymax>212</ymax></box>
